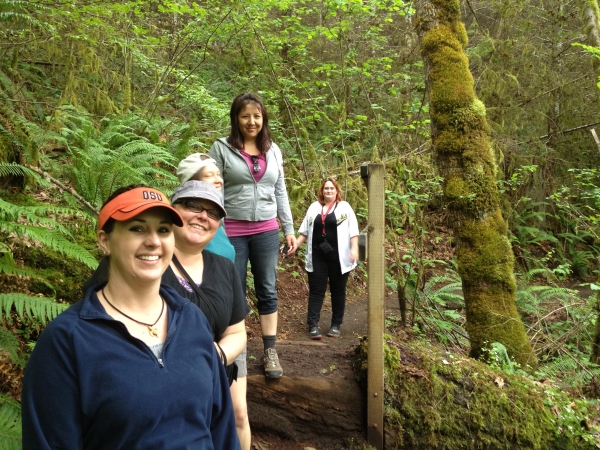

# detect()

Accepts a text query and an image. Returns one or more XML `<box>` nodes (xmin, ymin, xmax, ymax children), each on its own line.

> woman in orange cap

<box><xmin>22</xmin><ymin>185</ymin><xmax>240</xmax><ymax>450</ymax></box>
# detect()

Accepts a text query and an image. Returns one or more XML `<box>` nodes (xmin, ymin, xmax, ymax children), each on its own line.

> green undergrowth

<box><xmin>356</xmin><ymin>336</ymin><xmax>600</xmax><ymax>449</ymax></box>
<box><xmin>10</xmin><ymin>243</ymin><xmax>97</xmax><ymax>304</ymax></box>
<box><xmin>0</xmin><ymin>191</ymin><xmax>99</xmax><ymax>305</ymax></box>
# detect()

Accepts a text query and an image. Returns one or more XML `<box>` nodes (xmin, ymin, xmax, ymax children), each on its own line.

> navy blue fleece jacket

<box><xmin>21</xmin><ymin>284</ymin><xmax>240</xmax><ymax>450</ymax></box>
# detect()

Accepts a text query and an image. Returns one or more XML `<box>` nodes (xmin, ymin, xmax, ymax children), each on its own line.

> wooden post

<box><xmin>362</xmin><ymin>163</ymin><xmax>385</xmax><ymax>450</ymax></box>
<box><xmin>590</xmin><ymin>128</ymin><xmax>600</xmax><ymax>154</ymax></box>
<box><xmin>358</xmin><ymin>229</ymin><xmax>368</xmax><ymax>262</ymax></box>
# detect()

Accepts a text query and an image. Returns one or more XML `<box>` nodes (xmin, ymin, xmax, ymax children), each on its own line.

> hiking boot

<box><xmin>309</xmin><ymin>326</ymin><xmax>322</xmax><ymax>340</ymax></box>
<box><xmin>326</xmin><ymin>325</ymin><xmax>341</xmax><ymax>338</ymax></box>
<box><xmin>263</xmin><ymin>348</ymin><xmax>283</xmax><ymax>378</ymax></box>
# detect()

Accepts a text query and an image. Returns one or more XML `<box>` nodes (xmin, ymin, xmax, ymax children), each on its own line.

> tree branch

<box><xmin>539</xmin><ymin>121</ymin><xmax>600</xmax><ymax>140</ymax></box>
<box><xmin>24</xmin><ymin>165</ymin><xmax>99</xmax><ymax>215</ymax></box>
<box><xmin>517</xmin><ymin>74</ymin><xmax>591</xmax><ymax>107</ymax></box>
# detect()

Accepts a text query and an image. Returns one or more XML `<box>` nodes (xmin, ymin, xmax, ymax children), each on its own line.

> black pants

<box><xmin>306</xmin><ymin>247</ymin><xmax>350</xmax><ymax>327</ymax></box>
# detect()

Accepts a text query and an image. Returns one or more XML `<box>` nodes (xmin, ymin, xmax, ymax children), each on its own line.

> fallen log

<box><xmin>354</xmin><ymin>337</ymin><xmax>600</xmax><ymax>449</ymax></box>
<box><xmin>247</xmin><ymin>374</ymin><xmax>363</xmax><ymax>444</ymax></box>
<box><xmin>246</xmin><ymin>338</ymin><xmax>365</xmax><ymax>446</ymax></box>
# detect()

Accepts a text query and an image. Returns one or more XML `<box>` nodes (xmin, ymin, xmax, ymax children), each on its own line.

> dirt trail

<box><xmin>245</xmin><ymin>265</ymin><xmax>399</xmax><ymax>449</ymax></box>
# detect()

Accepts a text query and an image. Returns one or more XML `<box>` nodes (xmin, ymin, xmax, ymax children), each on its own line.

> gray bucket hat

<box><xmin>171</xmin><ymin>180</ymin><xmax>227</xmax><ymax>218</ymax></box>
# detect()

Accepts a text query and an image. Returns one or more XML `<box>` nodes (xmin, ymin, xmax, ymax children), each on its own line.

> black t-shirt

<box><xmin>82</xmin><ymin>251</ymin><xmax>249</xmax><ymax>341</ymax></box>
<box><xmin>312</xmin><ymin>203</ymin><xmax>339</xmax><ymax>250</ymax></box>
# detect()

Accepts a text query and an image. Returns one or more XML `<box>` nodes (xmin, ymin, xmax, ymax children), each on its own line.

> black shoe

<box><xmin>309</xmin><ymin>326</ymin><xmax>322</xmax><ymax>340</ymax></box>
<box><xmin>326</xmin><ymin>325</ymin><xmax>340</xmax><ymax>338</ymax></box>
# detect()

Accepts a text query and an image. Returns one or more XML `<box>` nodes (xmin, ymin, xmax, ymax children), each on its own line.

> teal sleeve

<box><xmin>204</xmin><ymin>225</ymin><xmax>236</xmax><ymax>262</ymax></box>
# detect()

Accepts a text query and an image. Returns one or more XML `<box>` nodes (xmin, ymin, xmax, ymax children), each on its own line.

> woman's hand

<box><xmin>284</xmin><ymin>234</ymin><xmax>306</xmax><ymax>257</ymax></box>
<box><xmin>283</xmin><ymin>234</ymin><xmax>298</xmax><ymax>256</ymax></box>
<box><xmin>349</xmin><ymin>236</ymin><xmax>359</xmax><ymax>263</ymax></box>
<box><xmin>295</xmin><ymin>234</ymin><xmax>307</xmax><ymax>248</ymax></box>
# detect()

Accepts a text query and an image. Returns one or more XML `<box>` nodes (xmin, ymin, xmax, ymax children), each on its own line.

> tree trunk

<box><xmin>577</xmin><ymin>0</ymin><xmax>600</xmax><ymax>104</ymax></box>
<box><xmin>590</xmin><ymin>264</ymin><xmax>600</xmax><ymax>363</ymax></box>
<box><xmin>576</xmin><ymin>2</ymin><xmax>600</xmax><ymax>313</ymax></box>
<box><xmin>414</xmin><ymin>0</ymin><xmax>536</xmax><ymax>368</ymax></box>
<box><xmin>578</xmin><ymin>0</ymin><xmax>600</xmax><ymax>52</ymax></box>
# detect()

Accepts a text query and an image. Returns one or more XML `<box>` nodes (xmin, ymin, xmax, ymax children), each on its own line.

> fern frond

<box><xmin>423</xmin><ymin>269</ymin><xmax>464</xmax><ymax>307</ymax></box>
<box><xmin>0</xmin><ymin>292</ymin><xmax>69</xmax><ymax>325</ymax></box>
<box><xmin>538</xmin><ymin>354</ymin><xmax>600</xmax><ymax>388</ymax></box>
<box><xmin>0</xmin><ymin>124</ymin><xmax>23</xmax><ymax>151</ymax></box>
<box><xmin>0</xmin><ymin>163</ymin><xmax>41</xmax><ymax>180</ymax></box>
<box><xmin>0</xmin><ymin>71</ymin><xmax>14</xmax><ymax>97</ymax></box>
<box><xmin>530</xmin><ymin>286</ymin><xmax>577</xmax><ymax>304</ymax></box>
<box><xmin>516</xmin><ymin>285</ymin><xmax>578</xmax><ymax>309</ymax></box>
<box><xmin>521</xmin><ymin>268</ymin><xmax>556</xmax><ymax>282</ymax></box>
<box><xmin>0</xmin><ymin>198</ymin><xmax>93</xmax><ymax>236</ymax></box>
<box><xmin>539</xmin><ymin>355</ymin><xmax>578</xmax><ymax>379</ymax></box>
<box><xmin>52</xmin><ymin>113</ymin><xmax>179</xmax><ymax>208</ymax></box>
<box><xmin>0</xmin><ymin>393</ymin><xmax>21</xmax><ymax>450</ymax></box>
<box><xmin>0</xmin><ymin>105</ymin><xmax>64</xmax><ymax>164</ymax></box>
<box><xmin>0</xmin><ymin>328</ymin><xmax>19</xmax><ymax>363</ymax></box>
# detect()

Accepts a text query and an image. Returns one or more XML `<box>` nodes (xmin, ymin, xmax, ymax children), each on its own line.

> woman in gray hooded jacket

<box><xmin>210</xmin><ymin>92</ymin><xmax>296</xmax><ymax>383</ymax></box>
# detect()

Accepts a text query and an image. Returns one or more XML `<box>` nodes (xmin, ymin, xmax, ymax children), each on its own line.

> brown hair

<box><xmin>226</xmin><ymin>92</ymin><xmax>272</xmax><ymax>154</ymax></box>
<box><xmin>317</xmin><ymin>178</ymin><xmax>343</xmax><ymax>205</ymax></box>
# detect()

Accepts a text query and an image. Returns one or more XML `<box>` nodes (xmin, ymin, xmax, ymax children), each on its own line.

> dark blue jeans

<box><xmin>230</xmin><ymin>229</ymin><xmax>280</xmax><ymax>316</ymax></box>
<box><xmin>306</xmin><ymin>247</ymin><xmax>349</xmax><ymax>327</ymax></box>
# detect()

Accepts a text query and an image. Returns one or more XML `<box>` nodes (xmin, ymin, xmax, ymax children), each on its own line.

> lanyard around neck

<box><xmin>321</xmin><ymin>202</ymin><xmax>336</xmax><ymax>236</ymax></box>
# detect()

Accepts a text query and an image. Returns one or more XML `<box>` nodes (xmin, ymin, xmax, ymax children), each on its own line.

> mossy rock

<box><xmin>355</xmin><ymin>337</ymin><xmax>599</xmax><ymax>449</ymax></box>
<box><xmin>0</xmin><ymin>192</ymin><xmax>41</xmax><ymax>207</ymax></box>
<box><xmin>12</xmin><ymin>243</ymin><xmax>98</xmax><ymax>304</ymax></box>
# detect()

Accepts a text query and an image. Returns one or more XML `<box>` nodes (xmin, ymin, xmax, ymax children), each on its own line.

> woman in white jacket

<box><xmin>296</xmin><ymin>178</ymin><xmax>359</xmax><ymax>339</ymax></box>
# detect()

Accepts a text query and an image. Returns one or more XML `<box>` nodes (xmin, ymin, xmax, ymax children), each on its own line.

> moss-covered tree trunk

<box><xmin>590</xmin><ymin>267</ymin><xmax>600</xmax><ymax>363</ymax></box>
<box><xmin>577</xmin><ymin>0</ymin><xmax>600</xmax><ymax>105</ymax></box>
<box><xmin>414</xmin><ymin>0</ymin><xmax>537</xmax><ymax>368</ymax></box>
<box><xmin>578</xmin><ymin>0</ymin><xmax>600</xmax><ymax>51</ymax></box>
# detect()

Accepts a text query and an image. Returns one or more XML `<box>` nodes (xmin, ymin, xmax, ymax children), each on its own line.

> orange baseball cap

<box><xmin>98</xmin><ymin>187</ymin><xmax>184</xmax><ymax>230</ymax></box>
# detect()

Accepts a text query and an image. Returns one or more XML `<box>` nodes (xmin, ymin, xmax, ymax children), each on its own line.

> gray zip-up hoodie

<box><xmin>209</xmin><ymin>137</ymin><xmax>295</xmax><ymax>236</ymax></box>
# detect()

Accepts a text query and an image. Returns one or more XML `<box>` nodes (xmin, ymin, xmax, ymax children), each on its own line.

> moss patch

<box><xmin>10</xmin><ymin>243</ymin><xmax>97</xmax><ymax>304</ymax></box>
<box><xmin>356</xmin><ymin>337</ymin><xmax>599</xmax><ymax>449</ymax></box>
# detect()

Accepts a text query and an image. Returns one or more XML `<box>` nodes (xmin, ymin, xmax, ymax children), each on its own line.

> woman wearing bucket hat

<box><xmin>170</xmin><ymin>180</ymin><xmax>251</xmax><ymax>450</ymax></box>
<box><xmin>22</xmin><ymin>185</ymin><xmax>240</xmax><ymax>449</ymax></box>
<box><xmin>83</xmin><ymin>180</ymin><xmax>250</xmax><ymax>449</ymax></box>
<box><xmin>176</xmin><ymin>153</ymin><xmax>251</xmax><ymax>449</ymax></box>
<box><xmin>210</xmin><ymin>92</ymin><xmax>297</xmax><ymax>380</ymax></box>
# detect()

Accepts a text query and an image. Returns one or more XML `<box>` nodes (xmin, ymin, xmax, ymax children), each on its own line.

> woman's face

<box><xmin>237</xmin><ymin>103</ymin><xmax>263</xmax><ymax>143</ymax></box>
<box><xmin>98</xmin><ymin>208</ymin><xmax>174</xmax><ymax>284</ymax></box>
<box><xmin>323</xmin><ymin>181</ymin><xmax>337</xmax><ymax>203</ymax></box>
<box><xmin>173</xmin><ymin>200</ymin><xmax>220</xmax><ymax>251</ymax></box>
<box><xmin>198</xmin><ymin>162</ymin><xmax>223</xmax><ymax>189</ymax></box>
